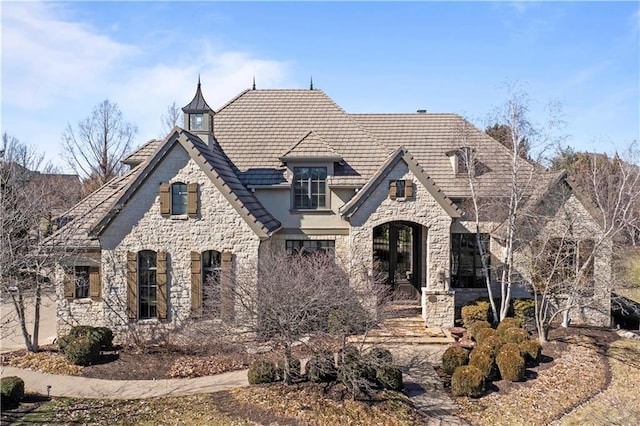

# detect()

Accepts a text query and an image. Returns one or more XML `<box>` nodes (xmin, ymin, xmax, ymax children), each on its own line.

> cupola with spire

<box><xmin>182</xmin><ymin>76</ymin><xmax>215</xmax><ymax>138</ymax></box>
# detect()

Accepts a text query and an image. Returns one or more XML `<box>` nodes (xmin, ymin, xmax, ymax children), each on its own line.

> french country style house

<box><xmin>51</xmin><ymin>81</ymin><xmax>611</xmax><ymax>340</ymax></box>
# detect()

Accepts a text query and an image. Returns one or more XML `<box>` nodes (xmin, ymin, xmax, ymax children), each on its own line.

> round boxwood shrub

<box><xmin>496</xmin><ymin>318</ymin><xmax>523</xmax><ymax>337</ymax></box>
<box><xmin>496</xmin><ymin>349</ymin><xmax>525</xmax><ymax>382</ymax></box>
<box><xmin>503</xmin><ymin>327</ymin><xmax>529</xmax><ymax>344</ymax></box>
<box><xmin>307</xmin><ymin>352</ymin><xmax>337</xmax><ymax>383</ymax></box>
<box><xmin>451</xmin><ymin>365</ymin><xmax>485</xmax><ymax>398</ymax></box>
<box><xmin>461</xmin><ymin>301</ymin><xmax>491</xmax><ymax>328</ymax></box>
<box><xmin>467</xmin><ymin>320</ymin><xmax>492</xmax><ymax>341</ymax></box>
<box><xmin>368</xmin><ymin>347</ymin><xmax>393</xmax><ymax>365</ymax></box>
<box><xmin>519</xmin><ymin>340</ymin><xmax>542</xmax><ymax>363</ymax></box>
<box><xmin>478</xmin><ymin>334</ymin><xmax>504</xmax><ymax>358</ymax></box>
<box><xmin>63</xmin><ymin>335</ymin><xmax>101</xmax><ymax>366</ymax></box>
<box><xmin>375</xmin><ymin>365</ymin><xmax>403</xmax><ymax>391</ymax></box>
<box><xmin>248</xmin><ymin>360</ymin><xmax>277</xmax><ymax>384</ymax></box>
<box><xmin>469</xmin><ymin>345</ymin><xmax>494</xmax><ymax>362</ymax></box>
<box><xmin>469</xmin><ymin>352</ymin><xmax>499</xmax><ymax>381</ymax></box>
<box><xmin>512</xmin><ymin>298</ymin><xmax>536</xmax><ymax>326</ymax></box>
<box><xmin>1</xmin><ymin>376</ymin><xmax>25</xmax><ymax>407</ymax></box>
<box><xmin>475</xmin><ymin>327</ymin><xmax>498</xmax><ymax>346</ymax></box>
<box><xmin>442</xmin><ymin>346</ymin><xmax>469</xmax><ymax>375</ymax></box>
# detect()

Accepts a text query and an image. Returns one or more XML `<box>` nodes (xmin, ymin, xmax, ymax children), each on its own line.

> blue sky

<box><xmin>2</xmin><ymin>1</ymin><xmax>638</xmax><ymax>171</ymax></box>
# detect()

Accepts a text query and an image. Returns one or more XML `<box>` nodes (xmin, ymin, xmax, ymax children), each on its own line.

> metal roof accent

<box><xmin>182</xmin><ymin>78</ymin><xmax>213</xmax><ymax>113</ymax></box>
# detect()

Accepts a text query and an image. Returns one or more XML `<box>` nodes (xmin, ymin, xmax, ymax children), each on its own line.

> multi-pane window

<box><xmin>451</xmin><ymin>233</ymin><xmax>490</xmax><ymax>288</ymax></box>
<box><xmin>190</xmin><ymin>113</ymin><xmax>204</xmax><ymax>130</ymax></box>
<box><xmin>138</xmin><ymin>250</ymin><xmax>157</xmax><ymax>319</ymax></box>
<box><xmin>293</xmin><ymin>167</ymin><xmax>327</xmax><ymax>209</ymax></box>
<box><xmin>286</xmin><ymin>240</ymin><xmax>335</xmax><ymax>255</ymax></box>
<box><xmin>202</xmin><ymin>250</ymin><xmax>222</xmax><ymax>315</ymax></box>
<box><xmin>171</xmin><ymin>183</ymin><xmax>188</xmax><ymax>215</ymax></box>
<box><xmin>74</xmin><ymin>266</ymin><xmax>90</xmax><ymax>299</ymax></box>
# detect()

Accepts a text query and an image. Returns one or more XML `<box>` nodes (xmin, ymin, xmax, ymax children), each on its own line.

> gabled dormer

<box><xmin>182</xmin><ymin>78</ymin><xmax>215</xmax><ymax>146</ymax></box>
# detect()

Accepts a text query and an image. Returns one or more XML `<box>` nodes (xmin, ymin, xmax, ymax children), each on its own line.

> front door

<box><xmin>373</xmin><ymin>221</ymin><xmax>422</xmax><ymax>300</ymax></box>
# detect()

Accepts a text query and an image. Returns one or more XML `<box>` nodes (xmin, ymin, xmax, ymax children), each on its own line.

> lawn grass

<box><xmin>559</xmin><ymin>338</ymin><xmax>640</xmax><ymax>425</ymax></box>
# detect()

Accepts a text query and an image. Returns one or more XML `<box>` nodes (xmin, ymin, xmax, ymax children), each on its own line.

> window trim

<box><xmin>292</xmin><ymin>166</ymin><xmax>329</xmax><ymax>210</ymax></box>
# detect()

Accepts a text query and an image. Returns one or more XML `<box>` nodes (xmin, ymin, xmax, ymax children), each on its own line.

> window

<box><xmin>138</xmin><ymin>250</ymin><xmax>157</xmax><ymax>319</ymax></box>
<box><xmin>286</xmin><ymin>240</ymin><xmax>335</xmax><ymax>255</ymax></box>
<box><xmin>293</xmin><ymin>167</ymin><xmax>327</xmax><ymax>209</ymax></box>
<box><xmin>451</xmin><ymin>233</ymin><xmax>490</xmax><ymax>288</ymax></box>
<box><xmin>171</xmin><ymin>182</ymin><xmax>188</xmax><ymax>215</ymax></box>
<box><xmin>190</xmin><ymin>113</ymin><xmax>204</xmax><ymax>130</ymax></box>
<box><xmin>389</xmin><ymin>179</ymin><xmax>414</xmax><ymax>199</ymax></box>
<box><xmin>202</xmin><ymin>250</ymin><xmax>222</xmax><ymax>315</ymax></box>
<box><xmin>74</xmin><ymin>266</ymin><xmax>90</xmax><ymax>299</ymax></box>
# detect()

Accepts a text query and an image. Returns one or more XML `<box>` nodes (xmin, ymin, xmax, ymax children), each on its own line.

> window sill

<box><xmin>71</xmin><ymin>298</ymin><xmax>92</xmax><ymax>304</ymax></box>
<box><xmin>289</xmin><ymin>209</ymin><xmax>334</xmax><ymax>215</ymax></box>
<box><xmin>170</xmin><ymin>214</ymin><xmax>189</xmax><ymax>220</ymax></box>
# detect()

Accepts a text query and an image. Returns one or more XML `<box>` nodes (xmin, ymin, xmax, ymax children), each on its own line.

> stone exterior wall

<box><xmin>56</xmin><ymin>144</ymin><xmax>263</xmax><ymax>339</ymax></box>
<box><xmin>347</xmin><ymin>160</ymin><xmax>455</xmax><ymax>327</ymax></box>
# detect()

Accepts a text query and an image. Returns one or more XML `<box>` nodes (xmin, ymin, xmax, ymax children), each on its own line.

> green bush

<box><xmin>467</xmin><ymin>320</ymin><xmax>492</xmax><ymax>340</ymax></box>
<box><xmin>367</xmin><ymin>347</ymin><xmax>393</xmax><ymax>365</ymax></box>
<box><xmin>503</xmin><ymin>327</ymin><xmax>529</xmax><ymax>344</ymax></box>
<box><xmin>468</xmin><ymin>352</ymin><xmax>498</xmax><ymax>381</ymax></box>
<box><xmin>307</xmin><ymin>352</ymin><xmax>337</xmax><ymax>383</ymax></box>
<box><xmin>469</xmin><ymin>346</ymin><xmax>494</xmax><ymax>362</ymax></box>
<box><xmin>375</xmin><ymin>365</ymin><xmax>403</xmax><ymax>391</ymax></box>
<box><xmin>519</xmin><ymin>340</ymin><xmax>542</xmax><ymax>363</ymax></box>
<box><xmin>57</xmin><ymin>333</ymin><xmax>75</xmax><ymax>353</ymax></box>
<box><xmin>461</xmin><ymin>301</ymin><xmax>491</xmax><ymax>328</ymax></box>
<box><xmin>69</xmin><ymin>325</ymin><xmax>113</xmax><ymax>350</ymax></box>
<box><xmin>475</xmin><ymin>327</ymin><xmax>498</xmax><ymax>345</ymax></box>
<box><xmin>496</xmin><ymin>349</ymin><xmax>525</xmax><ymax>382</ymax></box>
<box><xmin>442</xmin><ymin>346</ymin><xmax>469</xmax><ymax>375</ymax></box>
<box><xmin>248</xmin><ymin>360</ymin><xmax>277</xmax><ymax>384</ymax></box>
<box><xmin>63</xmin><ymin>335</ymin><xmax>101</xmax><ymax>366</ymax></box>
<box><xmin>451</xmin><ymin>365</ymin><xmax>485</xmax><ymax>398</ymax></box>
<box><xmin>512</xmin><ymin>299</ymin><xmax>536</xmax><ymax>325</ymax></box>
<box><xmin>496</xmin><ymin>318</ymin><xmax>523</xmax><ymax>337</ymax></box>
<box><xmin>1</xmin><ymin>376</ymin><xmax>24</xmax><ymax>407</ymax></box>
<box><xmin>478</xmin><ymin>335</ymin><xmax>505</xmax><ymax>358</ymax></box>
<box><xmin>276</xmin><ymin>358</ymin><xmax>301</xmax><ymax>381</ymax></box>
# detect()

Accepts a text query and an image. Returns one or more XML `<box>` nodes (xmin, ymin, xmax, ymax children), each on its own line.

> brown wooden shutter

<box><xmin>157</xmin><ymin>251</ymin><xmax>168</xmax><ymax>320</ymax></box>
<box><xmin>63</xmin><ymin>270</ymin><xmax>74</xmax><ymax>300</ymax></box>
<box><xmin>191</xmin><ymin>251</ymin><xmax>202</xmax><ymax>316</ymax></box>
<box><xmin>187</xmin><ymin>183</ymin><xmax>198</xmax><ymax>217</ymax></box>
<box><xmin>160</xmin><ymin>183</ymin><xmax>171</xmax><ymax>216</ymax></box>
<box><xmin>127</xmin><ymin>252</ymin><xmax>138</xmax><ymax>319</ymax></box>
<box><xmin>389</xmin><ymin>181</ymin><xmax>397</xmax><ymax>200</ymax></box>
<box><xmin>221</xmin><ymin>251</ymin><xmax>233</xmax><ymax>320</ymax></box>
<box><xmin>89</xmin><ymin>267</ymin><xmax>101</xmax><ymax>300</ymax></box>
<box><xmin>405</xmin><ymin>179</ymin><xmax>414</xmax><ymax>198</ymax></box>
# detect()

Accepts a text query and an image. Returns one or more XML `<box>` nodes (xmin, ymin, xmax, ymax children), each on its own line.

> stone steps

<box><xmin>347</xmin><ymin>311</ymin><xmax>455</xmax><ymax>345</ymax></box>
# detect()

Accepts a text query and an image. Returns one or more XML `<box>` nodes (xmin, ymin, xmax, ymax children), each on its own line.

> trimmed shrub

<box><xmin>499</xmin><ymin>343</ymin><xmax>521</xmax><ymax>356</ymax></box>
<box><xmin>469</xmin><ymin>345</ymin><xmax>494</xmax><ymax>362</ymax></box>
<box><xmin>468</xmin><ymin>351</ymin><xmax>498</xmax><ymax>381</ymax></box>
<box><xmin>368</xmin><ymin>347</ymin><xmax>393</xmax><ymax>365</ymax></box>
<box><xmin>307</xmin><ymin>352</ymin><xmax>337</xmax><ymax>383</ymax></box>
<box><xmin>467</xmin><ymin>320</ymin><xmax>492</xmax><ymax>341</ymax></box>
<box><xmin>496</xmin><ymin>349</ymin><xmax>525</xmax><ymax>382</ymax></box>
<box><xmin>276</xmin><ymin>358</ymin><xmax>301</xmax><ymax>381</ymax></box>
<box><xmin>496</xmin><ymin>318</ymin><xmax>523</xmax><ymax>337</ymax></box>
<box><xmin>478</xmin><ymin>335</ymin><xmax>505</xmax><ymax>358</ymax></box>
<box><xmin>475</xmin><ymin>327</ymin><xmax>498</xmax><ymax>346</ymax></box>
<box><xmin>69</xmin><ymin>326</ymin><xmax>113</xmax><ymax>351</ymax></box>
<box><xmin>451</xmin><ymin>365</ymin><xmax>485</xmax><ymax>398</ymax></box>
<box><xmin>57</xmin><ymin>333</ymin><xmax>75</xmax><ymax>353</ymax></box>
<box><xmin>248</xmin><ymin>360</ymin><xmax>277</xmax><ymax>384</ymax></box>
<box><xmin>519</xmin><ymin>340</ymin><xmax>542</xmax><ymax>363</ymax></box>
<box><xmin>503</xmin><ymin>327</ymin><xmax>529</xmax><ymax>344</ymax></box>
<box><xmin>376</xmin><ymin>365</ymin><xmax>403</xmax><ymax>391</ymax></box>
<box><xmin>442</xmin><ymin>346</ymin><xmax>469</xmax><ymax>375</ymax></box>
<box><xmin>63</xmin><ymin>335</ymin><xmax>100</xmax><ymax>366</ymax></box>
<box><xmin>512</xmin><ymin>299</ymin><xmax>536</xmax><ymax>326</ymax></box>
<box><xmin>461</xmin><ymin>301</ymin><xmax>491</xmax><ymax>328</ymax></box>
<box><xmin>1</xmin><ymin>376</ymin><xmax>25</xmax><ymax>407</ymax></box>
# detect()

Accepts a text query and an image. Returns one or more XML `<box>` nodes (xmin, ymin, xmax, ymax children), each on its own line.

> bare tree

<box><xmin>161</xmin><ymin>101</ymin><xmax>182</xmax><ymax>135</ymax></box>
<box><xmin>0</xmin><ymin>133</ymin><xmax>79</xmax><ymax>352</ymax></box>
<box><xmin>62</xmin><ymin>99</ymin><xmax>138</xmax><ymax>195</ymax></box>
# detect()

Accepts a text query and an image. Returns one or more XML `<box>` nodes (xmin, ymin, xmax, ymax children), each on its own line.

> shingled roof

<box><xmin>279</xmin><ymin>131</ymin><xmax>343</xmax><ymax>162</ymax></box>
<box><xmin>122</xmin><ymin>139</ymin><xmax>163</xmax><ymax>166</ymax></box>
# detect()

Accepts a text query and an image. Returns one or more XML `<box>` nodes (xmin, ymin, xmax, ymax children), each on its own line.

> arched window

<box><xmin>171</xmin><ymin>182</ymin><xmax>188</xmax><ymax>215</ymax></box>
<box><xmin>202</xmin><ymin>250</ymin><xmax>222</xmax><ymax>315</ymax></box>
<box><xmin>138</xmin><ymin>250</ymin><xmax>157</xmax><ymax>319</ymax></box>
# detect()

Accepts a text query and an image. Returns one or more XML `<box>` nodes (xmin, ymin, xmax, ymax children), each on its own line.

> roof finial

<box><xmin>252</xmin><ymin>76</ymin><xmax>256</xmax><ymax>90</ymax></box>
<box><xmin>310</xmin><ymin>76</ymin><xmax>314</xmax><ymax>90</ymax></box>
<box><xmin>198</xmin><ymin>74</ymin><xmax>201</xmax><ymax>88</ymax></box>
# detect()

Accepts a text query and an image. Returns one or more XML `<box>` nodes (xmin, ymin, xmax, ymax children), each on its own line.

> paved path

<box><xmin>0</xmin><ymin>366</ymin><xmax>249</xmax><ymax>399</ymax></box>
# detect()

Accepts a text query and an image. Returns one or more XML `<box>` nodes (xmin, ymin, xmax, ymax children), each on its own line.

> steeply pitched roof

<box><xmin>122</xmin><ymin>139</ymin><xmax>163</xmax><ymax>166</ymax></box>
<box><xmin>279</xmin><ymin>131</ymin><xmax>343</xmax><ymax>162</ymax></box>
<box><xmin>182</xmin><ymin>80</ymin><xmax>213</xmax><ymax>113</ymax></box>
<box><xmin>91</xmin><ymin>129</ymin><xmax>281</xmax><ymax>239</ymax></box>
<box><xmin>340</xmin><ymin>147</ymin><xmax>461</xmax><ymax>219</ymax></box>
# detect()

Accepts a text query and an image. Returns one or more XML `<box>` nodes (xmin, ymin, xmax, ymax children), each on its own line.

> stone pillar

<box><xmin>422</xmin><ymin>290</ymin><xmax>455</xmax><ymax>328</ymax></box>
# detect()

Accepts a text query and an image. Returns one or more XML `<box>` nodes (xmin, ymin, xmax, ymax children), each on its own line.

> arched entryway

<box><xmin>373</xmin><ymin>221</ymin><xmax>422</xmax><ymax>300</ymax></box>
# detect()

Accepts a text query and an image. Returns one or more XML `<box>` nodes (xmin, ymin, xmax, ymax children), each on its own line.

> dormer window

<box><xmin>190</xmin><ymin>114</ymin><xmax>204</xmax><ymax>131</ymax></box>
<box><xmin>293</xmin><ymin>166</ymin><xmax>327</xmax><ymax>209</ymax></box>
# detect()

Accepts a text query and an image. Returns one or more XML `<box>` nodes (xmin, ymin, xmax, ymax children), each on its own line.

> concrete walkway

<box><xmin>0</xmin><ymin>366</ymin><xmax>249</xmax><ymax>399</ymax></box>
